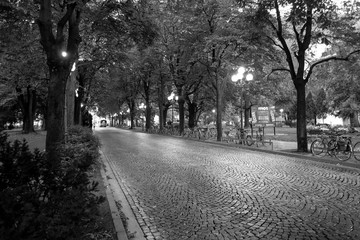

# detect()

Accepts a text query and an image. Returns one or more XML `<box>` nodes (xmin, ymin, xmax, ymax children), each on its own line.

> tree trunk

<box><xmin>216</xmin><ymin>91</ymin><xmax>223</xmax><ymax>141</ymax></box>
<box><xmin>158</xmin><ymin>78</ymin><xmax>165</xmax><ymax>130</ymax></box>
<box><xmin>74</xmin><ymin>68</ymin><xmax>85</xmax><ymax>125</ymax></box>
<box><xmin>46</xmin><ymin>68</ymin><xmax>70</xmax><ymax>160</ymax></box>
<box><xmin>244</xmin><ymin>97</ymin><xmax>251</xmax><ymax>128</ymax></box>
<box><xmin>216</xmin><ymin>76</ymin><xmax>223</xmax><ymax>141</ymax></box>
<box><xmin>188</xmin><ymin>102</ymin><xmax>197</xmax><ymax>128</ymax></box>
<box><xmin>296</xmin><ymin>82</ymin><xmax>308</xmax><ymax>152</ymax></box>
<box><xmin>74</xmin><ymin>95</ymin><xmax>81</xmax><ymax>125</ymax></box>
<box><xmin>145</xmin><ymin>105</ymin><xmax>151</xmax><ymax>131</ymax></box>
<box><xmin>66</xmin><ymin>70</ymin><xmax>76</xmax><ymax>127</ymax></box>
<box><xmin>142</xmin><ymin>77</ymin><xmax>151</xmax><ymax>131</ymax></box>
<box><xmin>178</xmin><ymin>97</ymin><xmax>185</xmax><ymax>135</ymax></box>
<box><xmin>17</xmin><ymin>86</ymin><xmax>36</xmax><ymax>134</ymax></box>
<box><xmin>163</xmin><ymin>106</ymin><xmax>169</xmax><ymax>126</ymax></box>
<box><xmin>350</xmin><ymin>112</ymin><xmax>360</xmax><ymax>127</ymax></box>
<box><xmin>128</xmin><ymin>99</ymin><xmax>136</xmax><ymax>129</ymax></box>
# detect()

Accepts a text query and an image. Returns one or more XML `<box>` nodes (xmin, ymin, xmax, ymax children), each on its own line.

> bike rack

<box><xmin>238</xmin><ymin>138</ymin><xmax>274</xmax><ymax>151</ymax></box>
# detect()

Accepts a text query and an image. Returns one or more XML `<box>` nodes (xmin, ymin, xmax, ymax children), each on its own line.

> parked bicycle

<box><xmin>310</xmin><ymin>133</ymin><xmax>353</xmax><ymax>161</ymax></box>
<box><xmin>246</xmin><ymin>127</ymin><xmax>264</xmax><ymax>146</ymax></box>
<box><xmin>352</xmin><ymin>140</ymin><xmax>360</xmax><ymax>161</ymax></box>
<box><xmin>183</xmin><ymin>127</ymin><xmax>201</xmax><ymax>139</ymax></box>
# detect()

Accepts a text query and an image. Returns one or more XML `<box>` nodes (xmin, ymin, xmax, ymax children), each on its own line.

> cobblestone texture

<box><xmin>97</xmin><ymin>128</ymin><xmax>360</xmax><ymax>240</ymax></box>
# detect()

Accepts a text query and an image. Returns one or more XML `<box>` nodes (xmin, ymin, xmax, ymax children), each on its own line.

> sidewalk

<box><xmin>123</xmin><ymin>126</ymin><xmax>360</xmax><ymax>170</ymax></box>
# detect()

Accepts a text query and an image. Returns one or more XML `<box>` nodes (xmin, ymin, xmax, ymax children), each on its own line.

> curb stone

<box><xmin>99</xmin><ymin>152</ymin><xmax>128</xmax><ymax>240</ymax></box>
<box><xmin>99</xmin><ymin>150</ymin><xmax>146</xmax><ymax>240</ymax></box>
<box><xmin>204</xmin><ymin>139</ymin><xmax>360</xmax><ymax>171</ymax></box>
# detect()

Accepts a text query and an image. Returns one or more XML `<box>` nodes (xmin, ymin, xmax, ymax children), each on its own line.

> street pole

<box><xmin>240</xmin><ymin>87</ymin><xmax>243</xmax><ymax>130</ymax></box>
<box><xmin>171</xmin><ymin>104</ymin><xmax>174</xmax><ymax>124</ymax></box>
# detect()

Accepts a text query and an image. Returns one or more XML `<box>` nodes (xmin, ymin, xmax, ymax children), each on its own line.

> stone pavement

<box><xmin>97</xmin><ymin>128</ymin><xmax>360</xmax><ymax>240</ymax></box>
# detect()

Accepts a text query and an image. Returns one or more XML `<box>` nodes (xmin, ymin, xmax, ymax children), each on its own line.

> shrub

<box><xmin>0</xmin><ymin>126</ymin><xmax>104</xmax><ymax>240</ymax></box>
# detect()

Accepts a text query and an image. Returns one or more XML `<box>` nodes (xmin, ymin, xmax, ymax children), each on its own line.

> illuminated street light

<box><xmin>61</xmin><ymin>51</ymin><xmax>68</xmax><ymax>57</ymax></box>
<box><xmin>168</xmin><ymin>92</ymin><xmax>178</xmax><ymax>125</ymax></box>
<box><xmin>231</xmin><ymin>66</ymin><xmax>254</xmax><ymax>129</ymax></box>
<box><xmin>280</xmin><ymin>109</ymin><xmax>284</xmax><ymax>124</ymax></box>
<box><xmin>139</xmin><ymin>103</ymin><xmax>146</xmax><ymax>131</ymax></box>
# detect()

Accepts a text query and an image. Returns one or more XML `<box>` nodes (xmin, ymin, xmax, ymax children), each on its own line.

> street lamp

<box><xmin>113</xmin><ymin>113</ymin><xmax>118</xmax><ymax>127</ymax></box>
<box><xmin>119</xmin><ymin>111</ymin><xmax>124</xmax><ymax>126</ymax></box>
<box><xmin>212</xmin><ymin>109</ymin><xmax>216</xmax><ymax>125</ymax></box>
<box><xmin>61</xmin><ymin>51</ymin><xmax>68</xmax><ymax>58</ymax></box>
<box><xmin>280</xmin><ymin>109</ymin><xmax>284</xmax><ymax>125</ymax></box>
<box><xmin>139</xmin><ymin>103</ymin><xmax>145</xmax><ymax>131</ymax></box>
<box><xmin>167</xmin><ymin>93</ymin><xmax>178</xmax><ymax>126</ymax></box>
<box><xmin>231</xmin><ymin>66</ymin><xmax>254</xmax><ymax>129</ymax></box>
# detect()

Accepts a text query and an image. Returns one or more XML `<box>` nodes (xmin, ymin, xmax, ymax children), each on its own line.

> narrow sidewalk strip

<box><xmin>99</xmin><ymin>150</ymin><xmax>146</xmax><ymax>240</ymax></box>
<box><xmin>99</xmin><ymin>152</ymin><xmax>128</xmax><ymax>240</ymax></box>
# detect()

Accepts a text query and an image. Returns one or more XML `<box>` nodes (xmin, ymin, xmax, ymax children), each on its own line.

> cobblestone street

<box><xmin>97</xmin><ymin>128</ymin><xmax>360</xmax><ymax>240</ymax></box>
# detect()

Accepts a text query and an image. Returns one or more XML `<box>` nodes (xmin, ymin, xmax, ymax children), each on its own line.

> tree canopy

<box><xmin>1</xmin><ymin>0</ymin><xmax>360</xmax><ymax>152</ymax></box>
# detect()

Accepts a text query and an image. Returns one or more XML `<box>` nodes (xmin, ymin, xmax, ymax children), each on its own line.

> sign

<box><xmin>251</xmin><ymin>106</ymin><xmax>275</xmax><ymax>125</ymax></box>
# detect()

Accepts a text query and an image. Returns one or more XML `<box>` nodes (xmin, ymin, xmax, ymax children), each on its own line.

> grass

<box><xmin>251</xmin><ymin>126</ymin><xmax>297</xmax><ymax>142</ymax></box>
<box><xmin>4</xmin><ymin>128</ymin><xmax>117</xmax><ymax>240</ymax></box>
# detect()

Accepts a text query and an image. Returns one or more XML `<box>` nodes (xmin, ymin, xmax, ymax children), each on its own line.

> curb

<box><xmin>99</xmin><ymin>151</ymin><xmax>129</xmax><ymax>240</ymax></box>
<box><xmin>99</xmin><ymin>150</ymin><xmax>146</xmax><ymax>240</ymax></box>
<box><xmin>203</xmin><ymin>139</ymin><xmax>360</xmax><ymax>171</ymax></box>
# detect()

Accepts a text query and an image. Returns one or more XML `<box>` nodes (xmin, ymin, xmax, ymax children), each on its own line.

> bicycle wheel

<box><xmin>335</xmin><ymin>142</ymin><xmax>352</xmax><ymax>161</ymax></box>
<box><xmin>353</xmin><ymin>142</ymin><xmax>360</xmax><ymax>161</ymax></box>
<box><xmin>310</xmin><ymin>139</ymin><xmax>326</xmax><ymax>157</ymax></box>
<box><xmin>246</xmin><ymin>135</ymin><xmax>254</xmax><ymax>146</ymax></box>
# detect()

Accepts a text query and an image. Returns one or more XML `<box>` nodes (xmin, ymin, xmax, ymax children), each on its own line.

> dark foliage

<box><xmin>0</xmin><ymin>126</ymin><xmax>104</xmax><ymax>240</ymax></box>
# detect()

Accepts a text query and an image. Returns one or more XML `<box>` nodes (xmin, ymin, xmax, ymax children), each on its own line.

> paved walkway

<box><xmin>97</xmin><ymin>128</ymin><xmax>360</xmax><ymax>240</ymax></box>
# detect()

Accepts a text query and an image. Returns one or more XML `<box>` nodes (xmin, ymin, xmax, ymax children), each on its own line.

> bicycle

<box><xmin>206</xmin><ymin>127</ymin><xmax>217</xmax><ymax>140</ymax></box>
<box><xmin>246</xmin><ymin>128</ymin><xmax>264</xmax><ymax>146</ymax></box>
<box><xmin>198</xmin><ymin>127</ymin><xmax>209</xmax><ymax>140</ymax></box>
<box><xmin>222</xmin><ymin>127</ymin><xmax>238</xmax><ymax>143</ymax></box>
<box><xmin>182</xmin><ymin>127</ymin><xmax>200</xmax><ymax>139</ymax></box>
<box><xmin>352</xmin><ymin>141</ymin><xmax>360</xmax><ymax>161</ymax></box>
<box><xmin>310</xmin><ymin>133</ymin><xmax>352</xmax><ymax>161</ymax></box>
<box><xmin>310</xmin><ymin>133</ymin><xmax>332</xmax><ymax>157</ymax></box>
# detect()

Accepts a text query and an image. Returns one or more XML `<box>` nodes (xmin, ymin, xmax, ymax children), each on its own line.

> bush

<box><xmin>0</xmin><ymin>126</ymin><xmax>104</xmax><ymax>240</ymax></box>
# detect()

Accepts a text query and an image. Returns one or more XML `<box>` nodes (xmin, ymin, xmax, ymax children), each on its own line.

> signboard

<box><xmin>251</xmin><ymin>106</ymin><xmax>275</xmax><ymax>126</ymax></box>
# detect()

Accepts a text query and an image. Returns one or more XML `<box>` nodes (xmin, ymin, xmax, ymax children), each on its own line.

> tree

<box><xmin>250</xmin><ymin>0</ymin><xmax>360</xmax><ymax>151</ymax></box>
<box><xmin>0</xmin><ymin>1</ymin><xmax>48</xmax><ymax>133</ymax></box>
<box><xmin>35</xmin><ymin>0</ymin><xmax>86</xmax><ymax>161</ymax></box>
<box><xmin>327</xmin><ymin>61</ymin><xmax>360</xmax><ymax>127</ymax></box>
<box><xmin>0</xmin><ymin>84</ymin><xmax>18</xmax><ymax>129</ymax></box>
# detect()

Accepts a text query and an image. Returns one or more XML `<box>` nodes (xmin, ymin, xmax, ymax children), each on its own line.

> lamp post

<box><xmin>167</xmin><ymin>93</ymin><xmax>178</xmax><ymax>126</ymax></box>
<box><xmin>119</xmin><ymin>111</ymin><xmax>124</xmax><ymax>126</ymax></box>
<box><xmin>231</xmin><ymin>66</ymin><xmax>253</xmax><ymax>130</ymax></box>
<box><xmin>113</xmin><ymin>113</ymin><xmax>118</xmax><ymax>126</ymax></box>
<box><xmin>212</xmin><ymin>109</ymin><xmax>216</xmax><ymax>125</ymax></box>
<box><xmin>139</xmin><ymin>103</ymin><xmax>145</xmax><ymax>131</ymax></box>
